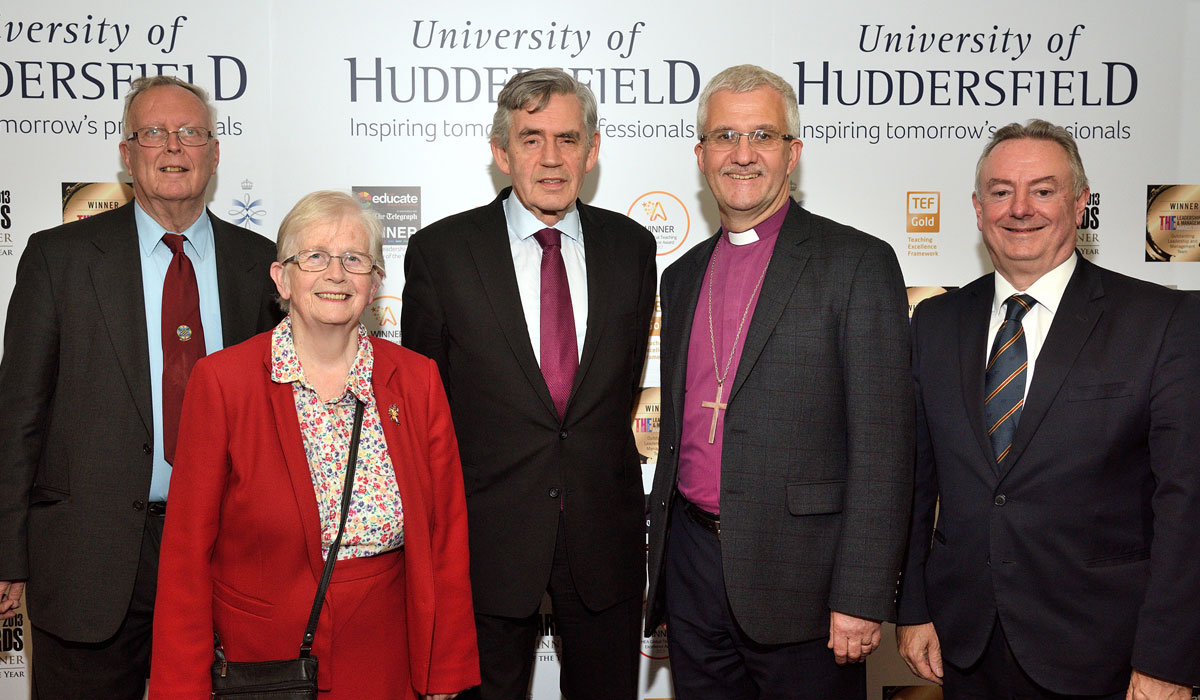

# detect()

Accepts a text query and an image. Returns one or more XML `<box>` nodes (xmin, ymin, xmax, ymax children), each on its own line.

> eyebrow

<box><xmin>984</xmin><ymin>175</ymin><xmax>1061</xmax><ymax>189</ymax></box>
<box><xmin>518</xmin><ymin>127</ymin><xmax>581</xmax><ymax>140</ymax></box>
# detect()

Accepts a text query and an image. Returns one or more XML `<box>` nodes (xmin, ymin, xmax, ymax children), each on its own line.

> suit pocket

<box><xmin>1066</xmin><ymin>381</ymin><xmax>1133</xmax><ymax>401</ymax></box>
<box><xmin>786</xmin><ymin>480</ymin><xmax>845</xmax><ymax>516</ymax></box>
<box><xmin>213</xmin><ymin>579</ymin><xmax>274</xmax><ymax>620</ymax></box>
<box><xmin>29</xmin><ymin>484</ymin><xmax>69</xmax><ymax>505</ymax></box>
<box><xmin>1084</xmin><ymin>547</ymin><xmax>1151</xmax><ymax>568</ymax></box>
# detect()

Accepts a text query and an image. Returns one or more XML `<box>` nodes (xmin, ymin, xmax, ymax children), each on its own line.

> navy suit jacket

<box><xmin>898</xmin><ymin>255</ymin><xmax>1200</xmax><ymax>691</ymax></box>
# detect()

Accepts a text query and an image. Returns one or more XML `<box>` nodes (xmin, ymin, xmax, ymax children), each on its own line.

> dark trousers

<box><xmin>663</xmin><ymin>499</ymin><xmax>865</xmax><ymax>700</ymax></box>
<box><xmin>31</xmin><ymin>513</ymin><xmax>164</xmax><ymax>700</ymax></box>
<box><xmin>463</xmin><ymin>515</ymin><xmax>641</xmax><ymax>700</ymax></box>
<box><xmin>943</xmin><ymin>619</ymin><xmax>1125</xmax><ymax>700</ymax></box>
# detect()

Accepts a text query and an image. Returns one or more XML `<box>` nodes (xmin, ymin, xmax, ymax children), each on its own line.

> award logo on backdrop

<box><xmin>1077</xmin><ymin>190</ymin><xmax>1101</xmax><ymax>259</ymax></box>
<box><xmin>366</xmin><ymin>295</ymin><xmax>402</xmax><ymax>341</ymax></box>
<box><xmin>906</xmin><ymin>286</ymin><xmax>957</xmax><ymax>318</ymax></box>
<box><xmin>906</xmin><ymin>191</ymin><xmax>940</xmax><ymax>257</ymax></box>
<box><xmin>1146</xmin><ymin>185</ymin><xmax>1200</xmax><ymax>261</ymax></box>
<box><xmin>354</xmin><ymin>187</ymin><xmax>421</xmax><ymax>269</ymax></box>
<box><xmin>0</xmin><ymin>190</ymin><xmax>12</xmax><ymax>257</ymax></box>
<box><xmin>627</xmin><ymin>191</ymin><xmax>689</xmax><ymax>256</ymax></box>
<box><xmin>60</xmin><ymin>182</ymin><xmax>134</xmax><ymax>224</ymax></box>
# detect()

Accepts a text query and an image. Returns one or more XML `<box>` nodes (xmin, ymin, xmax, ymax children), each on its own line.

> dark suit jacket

<box><xmin>897</xmin><ymin>255</ymin><xmax>1200</xmax><ymax>692</ymax></box>
<box><xmin>0</xmin><ymin>202</ymin><xmax>280</xmax><ymax>642</ymax></box>
<box><xmin>645</xmin><ymin>199</ymin><xmax>914</xmax><ymax>643</ymax></box>
<box><xmin>401</xmin><ymin>188</ymin><xmax>657</xmax><ymax>617</ymax></box>
<box><xmin>149</xmin><ymin>333</ymin><xmax>479</xmax><ymax>697</ymax></box>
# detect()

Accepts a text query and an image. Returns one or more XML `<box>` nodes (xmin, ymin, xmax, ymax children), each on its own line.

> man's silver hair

<box><xmin>696</xmin><ymin>64</ymin><xmax>800</xmax><ymax>137</ymax></box>
<box><xmin>975</xmin><ymin>119</ymin><xmax>1089</xmax><ymax>199</ymax></box>
<box><xmin>122</xmin><ymin>76</ymin><xmax>217</xmax><ymax>136</ymax></box>
<box><xmin>490</xmin><ymin>68</ymin><xmax>599</xmax><ymax>149</ymax></box>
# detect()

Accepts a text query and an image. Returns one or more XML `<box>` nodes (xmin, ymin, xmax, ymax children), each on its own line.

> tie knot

<box><xmin>162</xmin><ymin>233</ymin><xmax>187</xmax><ymax>255</ymax></box>
<box><xmin>1004</xmin><ymin>294</ymin><xmax>1037</xmax><ymax>322</ymax></box>
<box><xmin>533</xmin><ymin>227</ymin><xmax>562</xmax><ymax>250</ymax></box>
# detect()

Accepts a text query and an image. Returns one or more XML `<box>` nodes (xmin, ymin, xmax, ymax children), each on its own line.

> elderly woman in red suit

<box><xmin>149</xmin><ymin>190</ymin><xmax>479</xmax><ymax>699</ymax></box>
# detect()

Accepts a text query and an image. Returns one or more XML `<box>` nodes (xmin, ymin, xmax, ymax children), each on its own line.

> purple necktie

<box><xmin>161</xmin><ymin>233</ymin><xmax>206</xmax><ymax>464</ymax></box>
<box><xmin>533</xmin><ymin>228</ymin><xmax>578</xmax><ymax>419</ymax></box>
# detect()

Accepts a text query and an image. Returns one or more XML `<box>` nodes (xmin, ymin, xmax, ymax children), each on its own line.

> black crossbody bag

<box><xmin>209</xmin><ymin>399</ymin><xmax>365</xmax><ymax>699</ymax></box>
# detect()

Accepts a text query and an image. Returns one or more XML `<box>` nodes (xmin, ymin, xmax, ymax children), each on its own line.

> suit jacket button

<box><xmin>994</xmin><ymin>494</ymin><xmax>1007</xmax><ymax>506</ymax></box>
<box><xmin>559</xmin><ymin>431</ymin><xmax>568</xmax><ymax>440</ymax></box>
<box><xmin>549</xmin><ymin>487</ymin><xmax>561</xmax><ymax>499</ymax></box>
<box><xmin>142</xmin><ymin>443</ymin><xmax>152</xmax><ymax>455</ymax></box>
<box><xmin>133</xmin><ymin>500</ymin><xmax>145</xmax><ymax>512</ymax></box>
<box><xmin>668</xmin><ymin>445</ymin><xmax>675</xmax><ymax>453</ymax></box>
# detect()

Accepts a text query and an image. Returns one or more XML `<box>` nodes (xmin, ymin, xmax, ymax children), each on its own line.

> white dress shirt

<box><xmin>987</xmin><ymin>254</ymin><xmax>1077</xmax><ymax>400</ymax></box>
<box><xmin>504</xmin><ymin>194</ymin><xmax>588</xmax><ymax>364</ymax></box>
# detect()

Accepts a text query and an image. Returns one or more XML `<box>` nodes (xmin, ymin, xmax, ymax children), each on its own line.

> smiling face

<box><xmin>973</xmin><ymin>138</ymin><xmax>1089</xmax><ymax>289</ymax></box>
<box><xmin>119</xmin><ymin>84</ymin><xmax>218</xmax><ymax>229</ymax></box>
<box><xmin>696</xmin><ymin>87</ymin><xmax>802</xmax><ymax>232</ymax></box>
<box><xmin>491</xmin><ymin>92</ymin><xmax>599</xmax><ymax>226</ymax></box>
<box><xmin>270</xmin><ymin>214</ymin><xmax>380</xmax><ymax>338</ymax></box>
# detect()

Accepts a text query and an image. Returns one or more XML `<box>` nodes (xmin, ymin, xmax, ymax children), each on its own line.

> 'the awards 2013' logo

<box><xmin>627</xmin><ymin>191</ymin><xmax>689</xmax><ymax>256</ymax></box>
<box><xmin>365</xmin><ymin>295</ymin><xmax>402</xmax><ymax>342</ymax></box>
<box><xmin>1076</xmin><ymin>190</ymin><xmax>1100</xmax><ymax>259</ymax></box>
<box><xmin>0</xmin><ymin>612</ymin><xmax>26</xmax><ymax>679</ymax></box>
<box><xmin>228</xmin><ymin>178</ymin><xmax>266</xmax><ymax>228</ymax></box>
<box><xmin>1146</xmin><ymin>185</ymin><xmax>1200</xmax><ymax>262</ymax></box>
<box><xmin>0</xmin><ymin>189</ymin><xmax>13</xmax><ymax>256</ymax></box>
<box><xmin>905</xmin><ymin>191</ymin><xmax>939</xmax><ymax>257</ymax></box>
<box><xmin>61</xmin><ymin>182</ymin><xmax>133</xmax><ymax>223</ymax></box>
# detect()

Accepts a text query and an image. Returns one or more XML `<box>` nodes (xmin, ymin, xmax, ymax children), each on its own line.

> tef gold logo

<box><xmin>628</xmin><ymin>191</ymin><xmax>690</xmax><ymax>256</ymax></box>
<box><xmin>907</xmin><ymin>191</ymin><xmax>939</xmax><ymax>233</ymax></box>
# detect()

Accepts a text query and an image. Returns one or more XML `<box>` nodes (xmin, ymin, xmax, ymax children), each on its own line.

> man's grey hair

<box><xmin>122</xmin><ymin>76</ymin><xmax>217</xmax><ymax>136</ymax></box>
<box><xmin>975</xmin><ymin>119</ymin><xmax>1089</xmax><ymax>199</ymax></box>
<box><xmin>490</xmin><ymin>68</ymin><xmax>599</xmax><ymax>149</ymax></box>
<box><xmin>696</xmin><ymin>64</ymin><xmax>800</xmax><ymax>137</ymax></box>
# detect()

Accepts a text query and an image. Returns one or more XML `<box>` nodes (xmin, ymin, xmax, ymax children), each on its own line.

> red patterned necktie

<box><xmin>161</xmin><ymin>233</ymin><xmax>206</xmax><ymax>464</ymax></box>
<box><xmin>533</xmin><ymin>228</ymin><xmax>578</xmax><ymax>419</ymax></box>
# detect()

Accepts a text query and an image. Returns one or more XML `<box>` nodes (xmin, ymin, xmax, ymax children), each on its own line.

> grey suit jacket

<box><xmin>645</xmin><ymin>199</ymin><xmax>914</xmax><ymax>644</ymax></box>
<box><xmin>0</xmin><ymin>202</ymin><xmax>280</xmax><ymax>641</ymax></box>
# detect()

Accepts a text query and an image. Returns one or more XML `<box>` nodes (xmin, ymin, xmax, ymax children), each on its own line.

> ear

<box><xmin>695</xmin><ymin>141</ymin><xmax>704</xmax><ymax>171</ymax></box>
<box><xmin>269</xmin><ymin>261</ymin><xmax>291</xmax><ymax>302</ymax></box>
<box><xmin>491</xmin><ymin>141</ymin><xmax>512</xmax><ymax>176</ymax></box>
<box><xmin>583</xmin><ymin>131</ymin><xmax>600</xmax><ymax>174</ymax></box>
<box><xmin>972</xmin><ymin>192</ymin><xmax>984</xmax><ymax>231</ymax></box>
<box><xmin>1073</xmin><ymin>187</ymin><xmax>1090</xmax><ymax>227</ymax></box>
<box><xmin>785</xmin><ymin>138</ymin><xmax>803</xmax><ymax>176</ymax></box>
<box><xmin>119</xmin><ymin>140</ymin><xmax>132</xmax><ymax>174</ymax></box>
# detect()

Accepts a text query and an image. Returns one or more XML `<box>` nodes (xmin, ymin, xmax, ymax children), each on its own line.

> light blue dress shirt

<box><xmin>134</xmin><ymin>202</ymin><xmax>224</xmax><ymax>501</ymax></box>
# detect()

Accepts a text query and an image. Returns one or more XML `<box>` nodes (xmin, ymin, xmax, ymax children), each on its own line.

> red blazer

<box><xmin>150</xmin><ymin>331</ymin><xmax>479</xmax><ymax>697</ymax></box>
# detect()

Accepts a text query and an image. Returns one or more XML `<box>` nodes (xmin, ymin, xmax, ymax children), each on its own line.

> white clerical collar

<box><xmin>726</xmin><ymin>228</ymin><xmax>760</xmax><ymax>246</ymax></box>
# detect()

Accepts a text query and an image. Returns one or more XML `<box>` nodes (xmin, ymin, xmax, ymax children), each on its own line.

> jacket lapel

<box><xmin>212</xmin><ymin>213</ymin><xmax>271</xmax><ymax>348</ymax></box>
<box><xmin>264</xmin><ymin>349</ymin><xmax>327</xmax><ymax>580</ymax></box>
<box><xmin>89</xmin><ymin>204</ymin><xmax>153</xmax><ymax>434</ymax></box>
<box><xmin>729</xmin><ymin>200</ymin><xmax>812</xmax><ymax>402</ymax></box>
<box><xmin>958</xmin><ymin>276</ymin><xmax>995</xmax><ymax>469</ymax></box>
<box><xmin>570</xmin><ymin>202</ymin><xmax>615</xmax><ymax>417</ymax></box>
<box><xmin>999</xmin><ymin>257</ymin><xmax>1102</xmax><ymax>480</ymax></box>
<box><xmin>468</xmin><ymin>190</ymin><xmax>559</xmax><ymax>419</ymax></box>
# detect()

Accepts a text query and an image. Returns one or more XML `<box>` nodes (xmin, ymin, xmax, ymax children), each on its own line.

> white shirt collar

<box><xmin>992</xmin><ymin>253</ymin><xmax>1077</xmax><ymax>317</ymax></box>
<box><xmin>726</xmin><ymin>228</ymin><xmax>760</xmax><ymax>246</ymax></box>
<box><xmin>503</xmin><ymin>193</ymin><xmax>583</xmax><ymax>243</ymax></box>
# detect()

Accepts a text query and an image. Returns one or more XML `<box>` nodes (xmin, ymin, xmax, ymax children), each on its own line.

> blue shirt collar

<box><xmin>503</xmin><ymin>193</ymin><xmax>583</xmax><ymax>243</ymax></box>
<box><xmin>133</xmin><ymin>200</ymin><xmax>214</xmax><ymax>260</ymax></box>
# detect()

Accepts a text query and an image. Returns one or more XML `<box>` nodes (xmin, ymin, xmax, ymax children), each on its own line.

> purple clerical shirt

<box><xmin>676</xmin><ymin>203</ymin><xmax>787</xmax><ymax>514</ymax></box>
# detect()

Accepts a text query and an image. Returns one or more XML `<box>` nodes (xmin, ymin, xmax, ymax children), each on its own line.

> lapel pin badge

<box><xmin>388</xmin><ymin>404</ymin><xmax>400</xmax><ymax>424</ymax></box>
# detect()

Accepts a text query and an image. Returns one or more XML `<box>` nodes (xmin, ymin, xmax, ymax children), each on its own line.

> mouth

<box><xmin>159</xmin><ymin>166</ymin><xmax>189</xmax><ymax>173</ymax></box>
<box><xmin>538</xmin><ymin>177</ymin><xmax>567</xmax><ymax>187</ymax></box>
<box><xmin>315</xmin><ymin>292</ymin><xmax>350</xmax><ymax>301</ymax></box>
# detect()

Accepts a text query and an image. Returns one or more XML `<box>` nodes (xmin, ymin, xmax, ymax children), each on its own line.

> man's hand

<box><xmin>896</xmin><ymin>622</ymin><xmax>944</xmax><ymax>685</ymax></box>
<box><xmin>1126</xmin><ymin>670</ymin><xmax>1191</xmax><ymax>700</ymax></box>
<box><xmin>827</xmin><ymin>611</ymin><xmax>882</xmax><ymax>665</ymax></box>
<box><xmin>0</xmin><ymin>581</ymin><xmax>25</xmax><ymax>620</ymax></box>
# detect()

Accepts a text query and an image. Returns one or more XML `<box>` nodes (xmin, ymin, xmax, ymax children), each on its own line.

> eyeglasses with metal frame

<box><xmin>125</xmin><ymin>126</ymin><xmax>214</xmax><ymax>147</ymax></box>
<box><xmin>698</xmin><ymin>128</ymin><xmax>795</xmax><ymax>151</ymax></box>
<box><xmin>282</xmin><ymin>249</ymin><xmax>379</xmax><ymax>275</ymax></box>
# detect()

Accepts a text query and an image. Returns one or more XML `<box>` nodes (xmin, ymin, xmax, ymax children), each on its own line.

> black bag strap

<box><xmin>298</xmin><ymin>398</ymin><xmax>365</xmax><ymax>657</ymax></box>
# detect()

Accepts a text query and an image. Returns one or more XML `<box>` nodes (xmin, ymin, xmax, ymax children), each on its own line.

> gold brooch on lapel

<box><xmin>388</xmin><ymin>404</ymin><xmax>400</xmax><ymax>424</ymax></box>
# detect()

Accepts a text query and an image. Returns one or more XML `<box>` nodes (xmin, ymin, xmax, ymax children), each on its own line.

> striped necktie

<box><xmin>984</xmin><ymin>294</ymin><xmax>1036</xmax><ymax>467</ymax></box>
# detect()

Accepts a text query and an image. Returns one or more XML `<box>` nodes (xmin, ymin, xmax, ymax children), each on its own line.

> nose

<box><xmin>1009</xmin><ymin>189</ymin><xmax>1032</xmax><ymax>218</ymax></box>
<box><xmin>164</xmin><ymin>130</ymin><xmax>184</xmax><ymax>152</ymax></box>
<box><xmin>730</xmin><ymin>133</ymin><xmax>757</xmax><ymax>165</ymax></box>
<box><xmin>540</xmin><ymin>139</ymin><xmax>564</xmax><ymax>167</ymax></box>
<box><xmin>323</xmin><ymin>256</ymin><xmax>350</xmax><ymax>280</ymax></box>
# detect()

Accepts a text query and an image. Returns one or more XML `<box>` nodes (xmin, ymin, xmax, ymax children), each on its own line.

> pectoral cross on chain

<box><xmin>700</xmin><ymin>381</ymin><xmax>728</xmax><ymax>444</ymax></box>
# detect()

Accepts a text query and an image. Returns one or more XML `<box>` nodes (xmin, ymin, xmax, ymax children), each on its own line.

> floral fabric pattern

<box><xmin>270</xmin><ymin>317</ymin><xmax>404</xmax><ymax>559</ymax></box>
